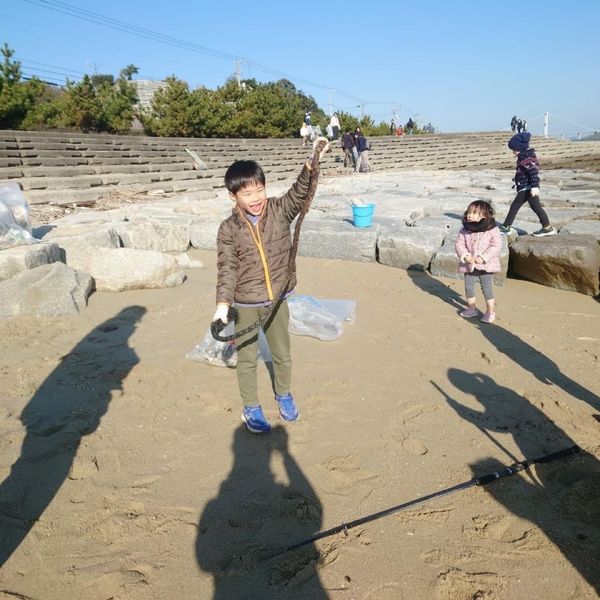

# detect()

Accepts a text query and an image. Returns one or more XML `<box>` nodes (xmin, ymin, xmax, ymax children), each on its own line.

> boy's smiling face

<box><xmin>230</xmin><ymin>181</ymin><xmax>267</xmax><ymax>216</ymax></box>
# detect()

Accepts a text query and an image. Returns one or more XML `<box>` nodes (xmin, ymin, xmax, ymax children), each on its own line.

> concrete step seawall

<box><xmin>1</xmin><ymin>130</ymin><xmax>599</xmax><ymax>206</ymax></box>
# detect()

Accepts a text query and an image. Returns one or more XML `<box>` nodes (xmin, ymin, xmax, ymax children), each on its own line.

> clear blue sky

<box><xmin>2</xmin><ymin>0</ymin><xmax>599</xmax><ymax>137</ymax></box>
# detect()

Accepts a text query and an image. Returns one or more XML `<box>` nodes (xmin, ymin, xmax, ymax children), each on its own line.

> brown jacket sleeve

<box><xmin>274</xmin><ymin>164</ymin><xmax>313</xmax><ymax>223</ymax></box>
<box><xmin>216</xmin><ymin>219</ymin><xmax>239</xmax><ymax>305</ymax></box>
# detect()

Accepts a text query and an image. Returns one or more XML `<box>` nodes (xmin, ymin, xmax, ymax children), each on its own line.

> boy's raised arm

<box><xmin>278</xmin><ymin>137</ymin><xmax>329</xmax><ymax>223</ymax></box>
<box><xmin>278</xmin><ymin>163</ymin><xmax>313</xmax><ymax>223</ymax></box>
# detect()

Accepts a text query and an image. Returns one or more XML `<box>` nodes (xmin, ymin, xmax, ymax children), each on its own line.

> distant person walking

<box><xmin>300</xmin><ymin>122</ymin><xmax>309</xmax><ymax>146</ymax></box>
<box><xmin>498</xmin><ymin>132</ymin><xmax>557</xmax><ymax>237</ymax></box>
<box><xmin>341</xmin><ymin>130</ymin><xmax>356</xmax><ymax>170</ymax></box>
<box><xmin>522</xmin><ymin>119</ymin><xmax>528</xmax><ymax>132</ymax></box>
<box><xmin>516</xmin><ymin>119</ymin><xmax>523</xmax><ymax>133</ymax></box>
<box><xmin>355</xmin><ymin>133</ymin><xmax>372</xmax><ymax>173</ymax></box>
<box><xmin>510</xmin><ymin>115</ymin><xmax>518</xmax><ymax>132</ymax></box>
<box><xmin>406</xmin><ymin>117</ymin><xmax>414</xmax><ymax>134</ymax></box>
<box><xmin>390</xmin><ymin>118</ymin><xmax>396</xmax><ymax>135</ymax></box>
<box><xmin>304</xmin><ymin>111</ymin><xmax>312</xmax><ymax>126</ymax></box>
<box><xmin>329</xmin><ymin>113</ymin><xmax>340</xmax><ymax>141</ymax></box>
<box><xmin>353</xmin><ymin>126</ymin><xmax>362</xmax><ymax>164</ymax></box>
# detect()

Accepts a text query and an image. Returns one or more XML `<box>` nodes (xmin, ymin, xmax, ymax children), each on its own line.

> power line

<box><xmin>22</xmin><ymin>72</ymin><xmax>63</xmax><ymax>85</ymax></box>
<box><xmin>18</xmin><ymin>57</ymin><xmax>86</xmax><ymax>76</ymax></box>
<box><xmin>20</xmin><ymin>64</ymin><xmax>76</xmax><ymax>80</ymax></box>
<box><xmin>23</xmin><ymin>0</ymin><xmax>375</xmax><ymax>106</ymax></box>
<box><xmin>23</xmin><ymin>0</ymin><xmax>237</xmax><ymax>61</ymax></box>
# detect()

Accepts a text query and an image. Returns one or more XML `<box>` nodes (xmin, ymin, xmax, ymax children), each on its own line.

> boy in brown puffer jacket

<box><xmin>213</xmin><ymin>142</ymin><xmax>326</xmax><ymax>433</ymax></box>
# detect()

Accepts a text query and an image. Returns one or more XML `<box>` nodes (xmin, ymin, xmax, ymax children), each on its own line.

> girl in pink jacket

<box><xmin>455</xmin><ymin>200</ymin><xmax>502</xmax><ymax>323</ymax></box>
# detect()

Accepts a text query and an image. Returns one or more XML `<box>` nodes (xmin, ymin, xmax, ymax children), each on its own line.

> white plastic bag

<box><xmin>187</xmin><ymin>297</ymin><xmax>357</xmax><ymax>367</ymax></box>
<box><xmin>288</xmin><ymin>295</ymin><xmax>356</xmax><ymax>341</ymax></box>
<box><xmin>0</xmin><ymin>181</ymin><xmax>37</xmax><ymax>249</ymax></box>
<box><xmin>187</xmin><ymin>322</ymin><xmax>238</xmax><ymax>367</ymax></box>
<box><xmin>186</xmin><ymin>323</ymin><xmax>272</xmax><ymax>368</ymax></box>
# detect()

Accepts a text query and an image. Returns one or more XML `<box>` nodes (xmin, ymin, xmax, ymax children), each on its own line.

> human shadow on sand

<box><xmin>0</xmin><ymin>305</ymin><xmax>146</xmax><ymax>566</ymax></box>
<box><xmin>407</xmin><ymin>269</ymin><xmax>600</xmax><ymax>412</ymax></box>
<box><xmin>434</xmin><ymin>369</ymin><xmax>600</xmax><ymax>594</ymax></box>
<box><xmin>196</xmin><ymin>425</ymin><xmax>328</xmax><ymax>600</ymax></box>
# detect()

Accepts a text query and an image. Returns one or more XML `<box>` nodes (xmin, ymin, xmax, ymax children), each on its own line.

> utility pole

<box><xmin>543</xmin><ymin>111</ymin><xmax>549</xmax><ymax>138</ymax></box>
<box><xmin>328</xmin><ymin>89</ymin><xmax>335</xmax><ymax>117</ymax></box>
<box><xmin>234</xmin><ymin>58</ymin><xmax>244</xmax><ymax>88</ymax></box>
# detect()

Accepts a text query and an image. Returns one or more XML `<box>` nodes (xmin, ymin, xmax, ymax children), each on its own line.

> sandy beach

<box><xmin>1</xmin><ymin>238</ymin><xmax>599</xmax><ymax>599</ymax></box>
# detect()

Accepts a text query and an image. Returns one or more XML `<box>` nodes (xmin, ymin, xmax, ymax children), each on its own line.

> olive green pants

<box><xmin>235</xmin><ymin>300</ymin><xmax>291</xmax><ymax>407</ymax></box>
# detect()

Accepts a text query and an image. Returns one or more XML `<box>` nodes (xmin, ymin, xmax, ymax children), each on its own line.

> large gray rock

<box><xmin>42</xmin><ymin>226</ymin><xmax>121</xmax><ymax>271</ymax></box>
<box><xmin>0</xmin><ymin>262</ymin><xmax>93</xmax><ymax>318</ymax></box>
<box><xmin>189</xmin><ymin>219</ymin><xmax>222</xmax><ymax>250</ymax></box>
<box><xmin>87</xmin><ymin>247</ymin><xmax>185</xmax><ymax>292</ymax></box>
<box><xmin>411</xmin><ymin>216</ymin><xmax>463</xmax><ymax>234</ymax></box>
<box><xmin>430</xmin><ymin>235</ymin><xmax>509</xmax><ymax>286</ymax></box>
<box><xmin>50</xmin><ymin>211</ymin><xmax>118</xmax><ymax>226</ymax></box>
<box><xmin>560</xmin><ymin>219</ymin><xmax>600</xmax><ymax>241</ymax></box>
<box><xmin>297</xmin><ymin>219</ymin><xmax>378</xmax><ymax>262</ymax></box>
<box><xmin>510</xmin><ymin>235</ymin><xmax>600</xmax><ymax>296</ymax></box>
<box><xmin>40</xmin><ymin>223</ymin><xmax>120</xmax><ymax>244</ymax></box>
<box><xmin>378</xmin><ymin>225</ymin><xmax>446</xmax><ymax>271</ymax></box>
<box><xmin>0</xmin><ymin>242</ymin><xmax>61</xmax><ymax>281</ymax></box>
<box><xmin>114</xmin><ymin>221</ymin><xmax>190</xmax><ymax>252</ymax></box>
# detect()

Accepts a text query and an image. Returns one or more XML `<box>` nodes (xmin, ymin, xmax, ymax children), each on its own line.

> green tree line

<box><xmin>1</xmin><ymin>43</ymin><xmax>421</xmax><ymax>138</ymax></box>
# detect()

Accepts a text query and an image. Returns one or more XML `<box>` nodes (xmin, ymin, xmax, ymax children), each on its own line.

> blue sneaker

<box><xmin>276</xmin><ymin>393</ymin><xmax>299</xmax><ymax>422</ymax></box>
<box><xmin>241</xmin><ymin>405</ymin><xmax>271</xmax><ymax>433</ymax></box>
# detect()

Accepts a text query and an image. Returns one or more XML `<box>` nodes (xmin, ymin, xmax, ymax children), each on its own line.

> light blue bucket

<box><xmin>352</xmin><ymin>203</ymin><xmax>375</xmax><ymax>227</ymax></box>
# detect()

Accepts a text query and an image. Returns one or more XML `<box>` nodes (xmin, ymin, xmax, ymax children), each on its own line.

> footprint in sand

<box><xmin>152</xmin><ymin>429</ymin><xmax>179</xmax><ymax>444</ymax></box>
<box><xmin>360</xmin><ymin>582</ymin><xmax>403</xmax><ymax>599</ymax></box>
<box><xmin>68</xmin><ymin>454</ymin><xmax>99</xmax><ymax>480</ymax></box>
<box><xmin>421</xmin><ymin>548</ymin><xmax>451</xmax><ymax>564</ymax></box>
<box><xmin>435</xmin><ymin>567</ymin><xmax>505</xmax><ymax>600</ymax></box>
<box><xmin>313</xmin><ymin>454</ymin><xmax>379</xmax><ymax>495</ymax></box>
<box><xmin>396</xmin><ymin>505</ymin><xmax>454</xmax><ymax>526</ymax></box>
<box><xmin>402</xmin><ymin>436</ymin><xmax>429</xmax><ymax>456</ymax></box>
<box><xmin>322</xmin><ymin>454</ymin><xmax>380</xmax><ymax>481</ymax></box>
<box><xmin>463</xmin><ymin>513</ymin><xmax>548</xmax><ymax>555</ymax></box>
<box><xmin>401</xmin><ymin>405</ymin><xmax>423</xmax><ymax>424</ymax></box>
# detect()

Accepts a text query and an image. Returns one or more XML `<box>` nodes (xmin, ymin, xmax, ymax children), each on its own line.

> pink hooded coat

<box><xmin>455</xmin><ymin>226</ymin><xmax>502</xmax><ymax>274</ymax></box>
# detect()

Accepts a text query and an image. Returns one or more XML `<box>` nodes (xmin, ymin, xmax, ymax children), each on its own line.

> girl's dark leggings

<box><xmin>465</xmin><ymin>270</ymin><xmax>495</xmax><ymax>301</ymax></box>
<box><xmin>503</xmin><ymin>190</ymin><xmax>550</xmax><ymax>227</ymax></box>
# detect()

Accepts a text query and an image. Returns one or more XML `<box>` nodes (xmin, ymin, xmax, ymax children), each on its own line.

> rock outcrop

<box><xmin>0</xmin><ymin>262</ymin><xmax>93</xmax><ymax>318</ymax></box>
<box><xmin>510</xmin><ymin>235</ymin><xmax>600</xmax><ymax>296</ymax></box>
